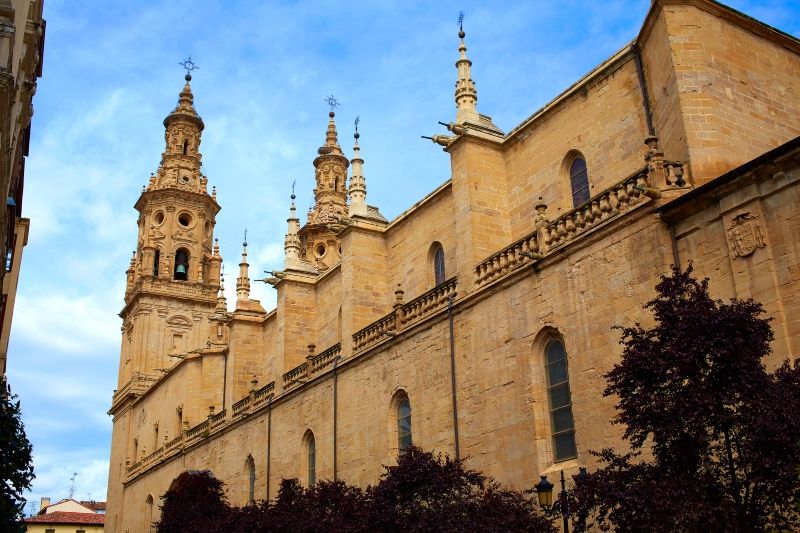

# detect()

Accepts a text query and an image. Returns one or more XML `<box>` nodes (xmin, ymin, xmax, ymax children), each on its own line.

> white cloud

<box><xmin>12</xmin><ymin>293</ymin><xmax>119</xmax><ymax>356</ymax></box>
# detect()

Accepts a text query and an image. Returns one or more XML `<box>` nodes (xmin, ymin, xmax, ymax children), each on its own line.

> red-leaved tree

<box><xmin>571</xmin><ymin>265</ymin><xmax>800</xmax><ymax>532</ymax></box>
<box><xmin>156</xmin><ymin>447</ymin><xmax>554</xmax><ymax>532</ymax></box>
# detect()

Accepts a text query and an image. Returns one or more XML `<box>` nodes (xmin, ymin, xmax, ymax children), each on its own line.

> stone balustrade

<box><xmin>209</xmin><ymin>409</ymin><xmax>226</xmax><ymax>428</ymax></box>
<box><xmin>232</xmin><ymin>395</ymin><xmax>251</xmax><ymax>417</ymax></box>
<box><xmin>475</xmin><ymin>232</ymin><xmax>541</xmax><ymax>286</ymax></box>
<box><xmin>542</xmin><ymin>168</ymin><xmax>648</xmax><ymax>250</ymax></box>
<box><xmin>352</xmin><ymin>310</ymin><xmax>397</xmax><ymax>353</ymax></box>
<box><xmin>475</xmin><ymin>167</ymin><xmax>655</xmax><ymax>287</ymax></box>
<box><xmin>185</xmin><ymin>419</ymin><xmax>208</xmax><ymax>440</ymax></box>
<box><xmin>282</xmin><ymin>362</ymin><xmax>309</xmax><ymax>389</ymax></box>
<box><xmin>398</xmin><ymin>277</ymin><xmax>457</xmax><ymax>326</ymax></box>
<box><xmin>253</xmin><ymin>381</ymin><xmax>275</xmax><ymax>405</ymax></box>
<box><xmin>310</xmin><ymin>343</ymin><xmax>341</xmax><ymax>373</ymax></box>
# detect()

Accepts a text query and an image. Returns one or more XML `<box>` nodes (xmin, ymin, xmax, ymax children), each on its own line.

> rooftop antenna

<box><xmin>69</xmin><ymin>472</ymin><xmax>78</xmax><ymax>499</ymax></box>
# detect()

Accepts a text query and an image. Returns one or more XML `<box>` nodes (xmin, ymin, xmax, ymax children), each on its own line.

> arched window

<box><xmin>182</xmin><ymin>140</ymin><xmax>189</xmax><ymax>155</ymax></box>
<box><xmin>153</xmin><ymin>249</ymin><xmax>160</xmax><ymax>277</ymax></box>
<box><xmin>569</xmin><ymin>156</ymin><xmax>590</xmax><ymax>207</ymax></box>
<box><xmin>433</xmin><ymin>244</ymin><xmax>446</xmax><ymax>286</ymax></box>
<box><xmin>174</xmin><ymin>249</ymin><xmax>189</xmax><ymax>281</ymax></box>
<box><xmin>545</xmin><ymin>339</ymin><xmax>577</xmax><ymax>461</ymax></box>
<box><xmin>397</xmin><ymin>395</ymin><xmax>412</xmax><ymax>452</ymax></box>
<box><xmin>245</xmin><ymin>455</ymin><xmax>256</xmax><ymax>504</ymax></box>
<box><xmin>303</xmin><ymin>430</ymin><xmax>316</xmax><ymax>486</ymax></box>
<box><xmin>145</xmin><ymin>494</ymin><xmax>154</xmax><ymax>531</ymax></box>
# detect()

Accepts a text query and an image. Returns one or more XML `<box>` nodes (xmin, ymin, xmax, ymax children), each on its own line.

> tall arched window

<box><xmin>145</xmin><ymin>494</ymin><xmax>154</xmax><ymax>531</ymax></box>
<box><xmin>433</xmin><ymin>244</ymin><xmax>446</xmax><ymax>286</ymax></box>
<box><xmin>245</xmin><ymin>455</ymin><xmax>256</xmax><ymax>504</ymax></box>
<box><xmin>569</xmin><ymin>156</ymin><xmax>590</xmax><ymax>207</ymax></box>
<box><xmin>304</xmin><ymin>430</ymin><xmax>316</xmax><ymax>486</ymax></box>
<box><xmin>545</xmin><ymin>339</ymin><xmax>577</xmax><ymax>461</ymax></box>
<box><xmin>397</xmin><ymin>395</ymin><xmax>412</xmax><ymax>452</ymax></box>
<box><xmin>174</xmin><ymin>249</ymin><xmax>189</xmax><ymax>281</ymax></box>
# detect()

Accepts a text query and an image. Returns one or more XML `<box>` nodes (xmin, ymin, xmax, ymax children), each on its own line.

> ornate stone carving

<box><xmin>726</xmin><ymin>212</ymin><xmax>766</xmax><ymax>258</ymax></box>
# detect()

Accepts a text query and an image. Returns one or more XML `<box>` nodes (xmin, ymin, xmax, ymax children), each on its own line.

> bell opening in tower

<box><xmin>174</xmin><ymin>248</ymin><xmax>190</xmax><ymax>281</ymax></box>
<box><xmin>153</xmin><ymin>249</ymin><xmax>160</xmax><ymax>277</ymax></box>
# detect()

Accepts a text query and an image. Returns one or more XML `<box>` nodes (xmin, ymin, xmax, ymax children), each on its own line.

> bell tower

<box><xmin>298</xmin><ymin>108</ymin><xmax>350</xmax><ymax>271</ymax></box>
<box><xmin>113</xmin><ymin>71</ymin><xmax>222</xmax><ymax>403</ymax></box>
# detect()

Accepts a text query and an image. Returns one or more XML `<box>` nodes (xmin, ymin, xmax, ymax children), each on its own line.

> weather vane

<box><xmin>291</xmin><ymin>180</ymin><xmax>296</xmax><ymax>200</ymax></box>
<box><xmin>179</xmin><ymin>56</ymin><xmax>199</xmax><ymax>78</ymax></box>
<box><xmin>324</xmin><ymin>95</ymin><xmax>340</xmax><ymax>113</ymax></box>
<box><xmin>354</xmin><ymin>115</ymin><xmax>360</xmax><ymax>133</ymax></box>
<box><xmin>458</xmin><ymin>11</ymin><xmax>464</xmax><ymax>31</ymax></box>
<box><xmin>243</xmin><ymin>228</ymin><xmax>247</xmax><ymax>247</ymax></box>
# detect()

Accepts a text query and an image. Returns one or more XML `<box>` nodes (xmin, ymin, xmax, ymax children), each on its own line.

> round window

<box><xmin>314</xmin><ymin>243</ymin><xmax>327</xmax><ymax>258</ymax></box>
<box><xmin>178</xmin><ymin>212</ymin><xmax>193</xmax><ymax>228</ymax></box>
<box><xmin>153</xmin><ymin>211</ymin><xmax>165</xmax><ymax>225</ymax></box>
<box><xmin>179</xmin><ymin>175</ymin><xmax>190</xmax><ymax>184</ymax></box>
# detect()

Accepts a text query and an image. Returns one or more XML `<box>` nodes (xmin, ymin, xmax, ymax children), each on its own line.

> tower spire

<box><xmin>454</xmin><ymin>12</ymin><xmax>479</xmax><ymax>124</ymax></box>
<box><xmin>236</xmin><ymin>231</ymin><xmax>251</xmax><ymax>303</ymax></box>
<box><xmin>349</xmin><ymin>116</ymin><xmax>368</xmax><ymax>217</ymax></box>
<box><xmin>284</xmin><ymin>185</ymin><xmax>303</xmax><ymax>269</ymax></box>
<box><xmin>307</xmin><ymin>100</ymin><xmax>349</xmax><ymax>225</ymax></box>
<box><xmin>148</xmin><ymin>65</ymin><xmax>208</xmax><ymax>194</ymax></box>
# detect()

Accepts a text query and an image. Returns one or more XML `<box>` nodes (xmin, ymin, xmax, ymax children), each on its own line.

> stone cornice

<box><xmin>639</xmin><ymin>0</ymin><xmax>800</xmax><ymax>55</ymax></box>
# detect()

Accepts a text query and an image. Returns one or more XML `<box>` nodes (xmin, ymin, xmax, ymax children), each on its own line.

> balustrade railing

<box><xmin>475</xmin><ymin>232</ymin><xmax>541</xmax><ymax>286</ymax></box>
<box><xmin>282</xmin><ymin>362</ymin><xmax>309</xmax><ymax>389</ymax></box>
<box><xmin>253</xmin><ymin>381</ymin><xmax>275</xmax><ymax>405</ymax></box>
<box><xmin>310</xmin><ymin>343</ymin><xmax>341</xmax><ymax>373</ymax></box>
<box><xmin>209</xmin><ymin>409</ymin><xmax>226</xmax><ymax>428</ymax></box>
<box><xmin>185</xmin><ymin>420</ymin><xmax>208</xmax><ymax>440</ymax></box>
<box><xmin>398</xmin><ymin>277</ymin><xmax>457</xmax><ymax>326</ymax></box>
<box><xmin>475</xmin><ymin>166</ymin><xmax>659</xmax><ymax>287</ymax></box>
<box><xmin>232</xmin><ymin>396</ymin><xmax>251</xmax><ymax>416</ymax></box>
<box><xmin>352</xmin><ymin>310</ymin><xmax>397</xmax><ymax>353</ymax></box>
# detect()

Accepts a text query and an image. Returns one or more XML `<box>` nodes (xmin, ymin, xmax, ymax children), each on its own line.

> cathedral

<box><xmin>106</xmin><ymin>0</ymin><xmax>800</xmax><ymax>530</ymax></box>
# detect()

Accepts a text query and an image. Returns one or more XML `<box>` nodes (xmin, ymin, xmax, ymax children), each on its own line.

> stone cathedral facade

<box><xmin>107</xmin><ymin>1</ymin><xmax>800</xmax><ymax>530</ymax></box>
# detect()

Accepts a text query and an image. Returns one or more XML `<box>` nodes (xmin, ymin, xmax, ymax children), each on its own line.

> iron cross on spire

<box><xmin>179</xmin><ymin>56</ymin><xmax>199</xmax><ymax>80</ymax></box>
<box><xmin>324</xmin><ymin>95</ymin><xmax>340</xmax><ymax>113</ymax></box>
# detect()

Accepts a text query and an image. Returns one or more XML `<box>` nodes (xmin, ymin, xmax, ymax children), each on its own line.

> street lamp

<box><xmin>534</xmin><ymin>467</ymin><xmax>588</xmax><ymax>533</ymax></box>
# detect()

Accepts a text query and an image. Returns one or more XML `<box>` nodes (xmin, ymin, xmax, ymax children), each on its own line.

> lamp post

<box><xmin>534</xmin><ymin>467</ymin><xmax>588</xmax><ymax>533</ymax></box>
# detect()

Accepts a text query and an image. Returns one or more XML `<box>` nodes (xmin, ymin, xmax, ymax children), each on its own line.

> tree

<box><xmin>0</xmin><ymin>378</ymin><xmax>34</xmax><ymax>533</ymax></box>
<box><xmin>571</xmin><ymin>265</ymin><xmax>800</xmax><ymax>532</ymax></box>
<box><xmin>157</xmin><ymin>470</ymin><xmax>229</xmax><ymax>533</ymax></box>
<box><xmin>156</xmin><ymin>447</ymin><xmax>554</xmax><ymax>532</ymax></box>
<box><xmin>365</xmin><ymin>446</ymin><xmax>555</xmax><ymax>533</ymax></box>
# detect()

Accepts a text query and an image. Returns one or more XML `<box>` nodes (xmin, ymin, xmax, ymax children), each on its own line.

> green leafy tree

<box><xmin>571</xmin><ymin>266</ymin><xmax>800</xmax><ymax>532</ymax></box>
<box><xmin>0</xmin><ymin>378</ymin><xmax>34</xmax><ymax>533</ymax></box>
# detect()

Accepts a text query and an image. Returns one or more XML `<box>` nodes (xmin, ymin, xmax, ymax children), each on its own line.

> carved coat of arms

<box><xmin>726</xmin><ymin>212</ymin><xmax>765</xmax><ymax>258</ymax></box>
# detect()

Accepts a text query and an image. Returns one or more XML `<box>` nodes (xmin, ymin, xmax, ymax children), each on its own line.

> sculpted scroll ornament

<box><xmin>726</xmin><ymin>212</ymin><xmax>765</xmax><ymax>258</ymax></box>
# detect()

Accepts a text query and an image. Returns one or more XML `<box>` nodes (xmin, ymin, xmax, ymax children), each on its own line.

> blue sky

<box><xmin>7</xmin><ymin>0</ymin><xmax>799</xmax><ymax>511</ymax></box>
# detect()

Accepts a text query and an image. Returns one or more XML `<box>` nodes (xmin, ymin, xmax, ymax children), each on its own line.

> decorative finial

<box><xmin>291</xmin><ymin>180</ymin><xmax>296</xmax><ymax>200</ymax></box>
<box><xmin>458</xmin><ymin>11</ymin><xmax>465</xmax><ymax>38</ymax></box>
<box><xmin>324</xmin><ymin>95</ymin><xmax>340</xmax><ymax>116</ymax></box>
<box><xmin>179</xmin><ymin>56</ymin><xmax>199</xmax><ymax>81</ymax></box>
<box><xmin>243</xmin><ymin>228</ymin><xmax>248</xmax><ymax>248</ymax></box>
<box><xmin>354</xmin><ymin>115</ymin><xmax>360</xmax><ymax>139</ymax></box>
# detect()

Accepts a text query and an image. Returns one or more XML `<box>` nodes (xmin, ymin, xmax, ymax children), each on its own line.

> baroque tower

<box><xmin>108</xmin><ymin>73</ymin><xmax>224</xmax><ymax>501</ymax></box>
<box><xmin>299</xmin><ymin>111</ymin><xmax>349</xmax><ymax>270</ymax></box>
